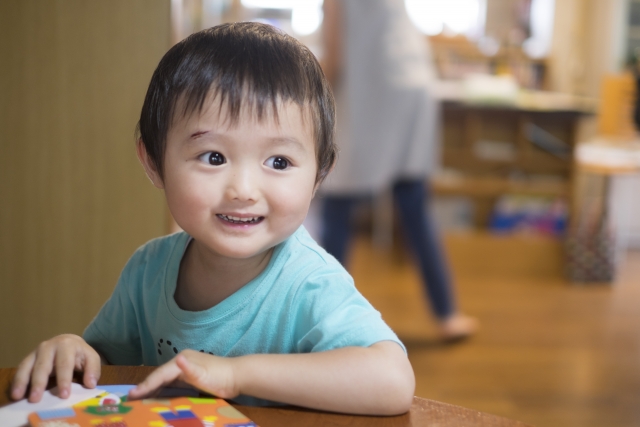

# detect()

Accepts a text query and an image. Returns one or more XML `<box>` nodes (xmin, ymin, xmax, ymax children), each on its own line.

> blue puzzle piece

<box><xmin>160</xmin><ymin>409</ymin><xmax>197</xmax><ymax>420</ymax></box>
<box><xmin>37</xmin><ymin>407</ymin><xmax>76</xmax><ymax>420</ymax></box>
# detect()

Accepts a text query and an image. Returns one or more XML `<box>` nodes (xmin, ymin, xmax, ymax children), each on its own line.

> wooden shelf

<box><xmin>432</xmin><ymin>176</ymin><xmax>570</xmax><ymax>198</ymax></box>
<box><xmin>434</xmin><ymin>101</ymin><xmax>592</xmax><ymax>227</ymax></box>
<box><xmin>441</xmin><ymin>147</ymin><xmax>572</xmax><ymax>175</ymax></box>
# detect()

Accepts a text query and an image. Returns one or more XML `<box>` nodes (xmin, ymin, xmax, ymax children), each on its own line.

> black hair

<box><xmin>136</xmin><ymin>22</ymin><xmax>336</xmax><ymax>183</ymax></box>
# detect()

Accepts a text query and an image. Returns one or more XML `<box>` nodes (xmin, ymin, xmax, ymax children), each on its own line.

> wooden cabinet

<box><xmin>433</xmin><ymin>101</ymin><xmax>593</xmax><ymax>227</ymax></box>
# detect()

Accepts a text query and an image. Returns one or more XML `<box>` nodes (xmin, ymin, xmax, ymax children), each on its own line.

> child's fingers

<box><xmin>82</xmin><ymin>349</ymin><xmax>101</xmax><ymax>389</ymax></box>
<box><xmin>129</xmin><ymin>362</ymin><xmax>182</xmax><ymax>399</ymax></box>
<box><xmin>54</xmin><ymin>345</ymin><xmax>78</xmax><ymax>399</ymax></box>
<box><xmin>29</xmin><ymin>343</ymin><xmax>56</xmax><ymax>403</ymax></box>
<box><xmin>11</xmin><ymin>352</ymin><xmax>36</xmax><ymax>400</ymax></box>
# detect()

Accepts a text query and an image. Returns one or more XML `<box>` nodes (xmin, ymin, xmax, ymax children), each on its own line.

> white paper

<box><xmin>0</xmin><ymin>383</ymin><xmax>105</xmax><ymax>427</ymax></box>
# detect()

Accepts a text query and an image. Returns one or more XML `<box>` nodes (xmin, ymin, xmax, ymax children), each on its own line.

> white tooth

<box><xmin>219</xmin><ymin>214</ymin><xmax>260</xmax><ymax>223</ymax></box>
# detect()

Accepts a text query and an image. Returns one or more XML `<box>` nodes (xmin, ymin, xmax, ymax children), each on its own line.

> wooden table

<box><xmin>0</xmin><ymin>367</ymin><xmax>531</xmax><ymax>427</ymax></box>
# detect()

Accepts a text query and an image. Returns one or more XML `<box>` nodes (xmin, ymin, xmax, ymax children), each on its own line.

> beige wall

<box><xmin>0</xmin><ymin>1</ymin><xmax>171</xmax><ymax>367</ymax></box>
<box><xmin>549</xmin><ymin>0</ymin><xmax>628</xmax><ymax>97</ymax></box>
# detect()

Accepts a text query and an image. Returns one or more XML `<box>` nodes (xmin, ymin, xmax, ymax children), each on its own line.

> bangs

<box><xmin>174</xmin><ymin>27</ymin><xmax>315</xmax><ymax>125</ymax></box>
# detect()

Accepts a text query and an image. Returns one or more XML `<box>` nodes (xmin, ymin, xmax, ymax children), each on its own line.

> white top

<box><xmin>321</xmin><ymin>0</ymin><xmax>440</xmax><ymax>194</ymax></box>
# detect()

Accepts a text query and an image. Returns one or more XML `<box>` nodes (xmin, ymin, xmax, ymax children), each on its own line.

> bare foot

<box><xmin>438</xmin><ymin>313</ymin><xmax>478</xmax><ymax>342</ymax></box>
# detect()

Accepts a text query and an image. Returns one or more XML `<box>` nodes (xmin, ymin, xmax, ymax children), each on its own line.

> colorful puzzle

<box><xmin>28</xmin><ymin>392</ymin><xmax>257</xmax><ymax>427</ymax></box>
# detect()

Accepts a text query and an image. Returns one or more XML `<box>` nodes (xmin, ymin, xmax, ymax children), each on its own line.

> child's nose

<box><xmin>225</xmin><ymin>167</ymin><xmax>259</xmax><ymax>202</ymax></box>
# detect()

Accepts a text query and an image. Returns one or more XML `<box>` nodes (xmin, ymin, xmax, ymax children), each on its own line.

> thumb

<box><xmin>176</xmin><ymin>354</ymin><xmax>208</xmax><ymax>387</ymax></box>
<box><xmin>175</xmin><ymin>353</ymin><xmax>236</xmax><ymax>399</ymax></box>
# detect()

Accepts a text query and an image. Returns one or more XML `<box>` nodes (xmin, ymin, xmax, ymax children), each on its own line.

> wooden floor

<box><xmin>348</xmin><ymin>232</ymin><xmax>640</xmax><ymax>427</ymax></box>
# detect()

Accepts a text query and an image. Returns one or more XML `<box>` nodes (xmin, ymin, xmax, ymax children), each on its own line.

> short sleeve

<box><xmin>289</xmin><ymin>268</ymin><xmax>405</xmax><ymax>354</ymax></box>
<box><xmin>83</xmin><ymin>256</ymin><xmax>143</xmax><ymax>365</ymax></box>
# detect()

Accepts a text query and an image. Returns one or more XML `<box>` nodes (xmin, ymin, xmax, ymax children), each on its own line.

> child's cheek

<box><xmin>269</xmin><ymin>179</ymin><xmax>314</xmax><ymax>219</ymax></box>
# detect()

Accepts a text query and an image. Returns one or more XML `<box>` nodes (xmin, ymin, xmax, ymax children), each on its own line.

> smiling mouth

<box><xmin>217</xmin><ymin>214</ymin><xmax>264</xmax><ymax>224</ymax></box>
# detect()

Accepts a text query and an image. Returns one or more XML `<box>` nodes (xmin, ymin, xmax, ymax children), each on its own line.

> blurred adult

<box><xmin>319</xmin><ymin>0</ymin><xmax>477</xmax><ymax>340</ymax></box>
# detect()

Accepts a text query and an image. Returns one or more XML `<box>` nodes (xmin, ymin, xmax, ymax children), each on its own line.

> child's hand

<box><xmin>11</xmin><ymin>334</ymin><xmax>101</xmax><ymax>403</ymax></box>
<box><xmin>128</xmin><ymin>350</ymin><xmax>238</xmax><ymax>400</ymax></box>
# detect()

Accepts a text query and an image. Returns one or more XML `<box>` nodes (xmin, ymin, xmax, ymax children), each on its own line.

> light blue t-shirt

<box><xmin>84</xmin><ymin>226</ymin><xmax>403</xmax><ymax>404</ymax></box>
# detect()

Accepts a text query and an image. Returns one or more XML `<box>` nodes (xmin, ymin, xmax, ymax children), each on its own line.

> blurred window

<box><xmin>404</xmin><ymin>0</ymin><xmax>485</xmax><ymax>37</ymax></box>
<box><xmin>522</xmin><ymin>0</ymin><xmax>555</xmax><ymax>58</ymax></box>
<box><xmin>240</xmin><ymin>0</ymin><xmax>323</xmax><ymax>36</ymax></box>
<box><xmin>241</xmin><ymin>0</ymin><xmax>295</xmax><ymax>7</ymax></box>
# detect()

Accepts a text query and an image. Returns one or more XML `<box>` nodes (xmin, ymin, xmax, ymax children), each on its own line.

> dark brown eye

<box><xmin>205</xmin><ymin>152</ymin><xmax>225</xmax><ymax>165</ymax></box>
<box><xmin>267</xmin><ymin>156</ymin><xmax>289</xmax><ymax>170</ymax></box>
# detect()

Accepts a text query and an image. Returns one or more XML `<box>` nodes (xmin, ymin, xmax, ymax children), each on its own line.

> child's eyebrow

<box><xmin>268</xmin><ymin>136</ymin><xmax>306</xmax><ymax>151</ymax></box>
<box><xmin>183</xmin><ymin>132</ymin><xmax>306</xmax><ymax>151</ymax></box>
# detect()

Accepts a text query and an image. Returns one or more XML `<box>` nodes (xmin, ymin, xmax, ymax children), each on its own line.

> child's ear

<box><xmin>136</xmin><ymin>138</ymin><xmax>164</xmax><ymax>189</ymax></box>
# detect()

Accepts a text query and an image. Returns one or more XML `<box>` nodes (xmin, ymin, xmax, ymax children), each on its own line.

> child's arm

<box><xmin>10</xmin><ymin>334</ymin><xmax>103</xmax><ymax>403</ymax></box>
<box><xmin>129</xmin><ymin>341</ymin><xmax>414</xmax><ymax>415</ymax></box>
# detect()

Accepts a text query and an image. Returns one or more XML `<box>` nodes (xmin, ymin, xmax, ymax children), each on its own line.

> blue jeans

<box><xmin>321</xmin><ymin>179</ymin><xmax>455</xmax><ymax>319</ymax></box>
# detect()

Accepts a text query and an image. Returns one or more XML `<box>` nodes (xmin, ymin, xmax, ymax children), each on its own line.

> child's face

<box><xmin>143</xmin><ymin>98</ymin><xmax>318</xmax><ymax>261</ymax></box>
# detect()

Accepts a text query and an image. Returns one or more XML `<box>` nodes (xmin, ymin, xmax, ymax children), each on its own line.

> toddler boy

<box><xmin>11</xmin><ymin>22</ymin><xmax>414</xmax><ymax>415</ymax></box>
